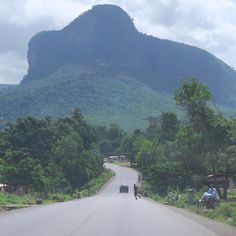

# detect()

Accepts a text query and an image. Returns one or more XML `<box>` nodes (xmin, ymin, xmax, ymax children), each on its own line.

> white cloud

<box><xmin>0</xmin><ymin>51</ymin><xmax>27</xmax><ymax>84</ymax></box>
<box><xmin>0</xmin><ymin>0</ymin><xmax>236</xmax><ymax>83</ymax></box>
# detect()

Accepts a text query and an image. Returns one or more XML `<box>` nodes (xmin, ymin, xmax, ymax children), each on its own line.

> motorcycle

<box><xmin>198</xmin><ymin>197</ymin><xmax>220</xmax><ymax>209</ymax></box>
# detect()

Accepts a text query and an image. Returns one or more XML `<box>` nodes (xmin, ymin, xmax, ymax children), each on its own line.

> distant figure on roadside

<box><xmin>207</xmin><ymin>184</ymin><xmax>217</xmax><ymax>199</ymax></box>
<box><xmin>203</xmin><ymin>184</ymin><xmax>217</xmax><ymax>201</ymax></box>
<box><xmin>138</xmin><ymin>174</ymin><xmax>142</xmax><ymax>183</ymax></box>
<box><xmin>133</xmin><ymin>184</ymin><xmax>141</xmax><ymax>200</ymax></box>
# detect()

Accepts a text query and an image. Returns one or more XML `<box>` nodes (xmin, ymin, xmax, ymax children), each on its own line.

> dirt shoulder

<box><xmin>163</xmin><ymin>203</ymin><xmax>236</xmax><ymax>236</ymax></box>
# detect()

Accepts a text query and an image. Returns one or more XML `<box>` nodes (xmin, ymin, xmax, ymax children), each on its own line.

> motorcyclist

<box><xmin>201</xmin><ymin>184</ymin><xmax>218</xmax><ymax>209</ymax></box>
<box><xmin>207</xmin><ymin>184</ymin><xmax>217</xmax><ymax>199</ymax></box>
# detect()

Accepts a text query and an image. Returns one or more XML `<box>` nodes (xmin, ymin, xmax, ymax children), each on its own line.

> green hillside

<box><xmin>0</xmin><ymin>65</ymin><xmax>179</xmax><ymax>131</ymax></box>
<box><xmin>2</xmin><ymin>4</ymin><xmax>236</xmax><ymax>130</ymax></box>
<box><xmin>23</xmin><ymin>4</ymin><xmax>236</xmax><ymax>108</ymax></box>
<box><xmin>0</xmin><ymin>84</ymin><xmax>15</xmax><ymax>92</ymax></box>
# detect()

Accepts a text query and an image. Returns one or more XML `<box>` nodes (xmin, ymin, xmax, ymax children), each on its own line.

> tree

<box><xmin>4</xmin><ymin>117</ymin><xmax>55</xmax><ymax>166</ymax></box>
<box><xmin>53</xmin><ymin>132</ymin><xmax>84</xmax><ymax>192</ymax></box>
<box><xmin>1</xmin><ymin>150</ymin><xmax>45</xmax><ymax>193</ymax></box>
<box><xmin>175</xmin><ymin>78</ymin><xmax>233</xmax><ymax>196</ymax></box>
<box><xmin>175</xmin><ymin>78</ymin><xmax>211</xmax><ymax>131</ymax></box>
<box><xmin>18</xmin><ymin>157</ymin><xmax>45</xmax><ymax>193</ymax></box>
<box><xmin>120</xmin><ymin>134</ymin><xmax>143</xmax><ymax>166</ymax></box>
<box><xmin>149</xmin><ymin>162</ymin><xmax>181</xmax><ymax>195</ymax></box>
<box><xmin>0</xmin><ymin>109</ymin><xmax>105</xmax><ymax>196</ymax></box>
<box><xmin>136</xmin><ymin>140</ymin><xmax>155</xmax><ymax>172</ymax></box>
<box><xmin>43</xmin><ymin>162</ymin><xmax>70</xmax><ymax>196</ymax></box>
<box><xmin>99</xmin><ymin>139</ymin><xmax>112</xmax><ymax>156</ymax></box>
<box><xmin>96</xmin><ymin>124</ymin><xmax>125</xmax><ymax>156</ymax></box>
<box><xmin>220</xmin><ymin>145</ymin><xmax>236</xmax><ymax>199</ymax></box>
<box><xmin>146</xmin><ymin>116</ymin><xmax>160</xmax><ymax>140</ymax></box>
<box><xmin>159</xmin><ymin>112</ymin><xmax>179</xmax><ymax>142</ymax></box>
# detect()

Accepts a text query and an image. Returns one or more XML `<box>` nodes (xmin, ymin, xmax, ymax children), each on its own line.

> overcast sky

<box><xmin>1</xmin><ymin>0</ymin><xmax>236</xmax><ymax>84</ymax></box>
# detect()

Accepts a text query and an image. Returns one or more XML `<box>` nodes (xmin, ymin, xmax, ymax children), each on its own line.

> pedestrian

<box><xmin>133</xmin><ymin>184</ymin><xmax>141</xmax><ymax>200</ymax></box>
<box><xmin>138</xmin><ymin>174</ymin><xmax>142</xmax><ymax>183</ymax></box>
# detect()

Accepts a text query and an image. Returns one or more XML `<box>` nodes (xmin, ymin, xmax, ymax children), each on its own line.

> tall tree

<box><xmin>175</xmin><ymin>78</ymin><xmax>211</xmax><ymax>131</ymax></box>
<box><xmin>4</xmin><ymin>117</ymin><xmax>55</xmax><ymax>166</ymax></box>
<box><xmin>159</xmin><ymin>112</ymin><xmax>179</xmax><ymax>142</ymax></box>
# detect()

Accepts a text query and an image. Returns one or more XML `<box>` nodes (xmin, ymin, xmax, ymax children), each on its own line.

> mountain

<box><xmin>0</xmin><ymin>65</ymin><xmax>178</xmax><ymax>131</ymax></box>
<box><xmin>0</xmin><ymin>4</ymin><xmax>236</xmax><ymax>131</ymax></box>
<box><xmin>0</xmin><ymin>84</ymin><xmax>15</xmax><ymax>92</ymax></box>
<box><xmin>22</xmin><ymin>4</ymin><xmax>236</xmax><ymax>107</ymax></box>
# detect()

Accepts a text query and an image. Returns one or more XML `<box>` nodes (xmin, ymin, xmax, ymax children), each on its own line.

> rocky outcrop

<box><xmin>22</xmin><ymin>4</ymin><xmax>236</xmax><ymax>107</ymax></box>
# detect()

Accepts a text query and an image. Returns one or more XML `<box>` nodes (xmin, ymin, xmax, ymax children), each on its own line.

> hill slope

<box><xmin>0</xmin><ymin>65</ymin><xmax>178</xmax><ymax>131</ymax></box>
<box><xmin>1</xmin><ymin>4</ymin><xmax>236</xmax><ymax>130</ymax></box>
<box><xmin>22</xmin><ymin>4</ymin><xmax>236</xmax><ymax>107</ymax></box>
<box><xmin>0</xmin><ymin>84</ymin><xmax>15</xmax><ymax>92</ymax></box>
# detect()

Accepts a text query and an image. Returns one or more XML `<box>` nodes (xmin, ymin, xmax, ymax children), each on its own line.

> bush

<box><xmin>0</xmin><ymin>192</ymin><xmax>35</xmax><ymax>205</ymax></box>
<box><xmin>48</xmin><ymin>193</ymin><xmax>72</xmax><ymax>202</ymax></box>
<box><xmin>149</xmin><ymin>162</ymin><xmax>181</xmax><ymax>195</ymax></box>
<box><xmin>232</xmin><ymin>211</ymin><xmax>236</xmax><ymax>226</ymax></box>
<box><xmin>220</xmin><ymin>205</ymin><xmax>233</xmax><ymax>218</ymax></box>
<box><xmin>35</xmin><ymin>198</ymin><xmax>43</xmax><ymax>204</ymax></box>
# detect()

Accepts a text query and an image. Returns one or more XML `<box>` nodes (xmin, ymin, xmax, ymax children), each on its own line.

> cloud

<box><xmin>121</xmin><ymin>0</ymin><xmax>236</xmax><ymax>69</ymax></box>
<box><xmin>0</xmin><ymin>52</ymin><xmax>27</xmax><ymax>84</ymax></box>
<box><xmin>0</xmin><ymin>0</ymin><xmax>236</xmax><ymax>84</ymax></box>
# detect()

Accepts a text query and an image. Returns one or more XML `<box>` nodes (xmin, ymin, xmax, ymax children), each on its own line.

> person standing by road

<box><xmin>133</xmin><ymin>184</ymin><xmax>141</xmax><ymax>200</ymax></box>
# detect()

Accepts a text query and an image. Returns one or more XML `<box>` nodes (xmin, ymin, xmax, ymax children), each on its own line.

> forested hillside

<box><xmin>1</xmin><ymin>4</ymin><xmax>236</xmax><ymax>130</ymax></box>
<box><xmin>0</xmin><ymin>65</ymin><xmax>178</xmax><ymax>131</ymax></box>
<box><xmin>0</xmin><ymin>5</ymin><xmax>236</xmax><ymax>131</ymax></box>
<box><xmin>23</xmin><ymin>4</ymin><xmax>236</xmax><ymax>107</ymax></box>
<box><xmin>0</xmin><ymin>84</ymin><xmax>15</xmax><ymax>92</ymax></box>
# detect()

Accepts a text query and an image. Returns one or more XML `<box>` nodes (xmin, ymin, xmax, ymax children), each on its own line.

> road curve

<box><xmin>0</xmin><ymin>163</ymin><xmax>235</xmax><ymax>236</ymax></box>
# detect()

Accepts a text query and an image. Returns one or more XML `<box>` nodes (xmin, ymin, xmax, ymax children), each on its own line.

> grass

<box><xmin>0</xmin><ymin>168</ymin><xmax>113</xmax><ymax>208</ymax></box>
<box><xmin>191</xmin><ymin>202</ymin><xmax>236</xmax><ymax>226</ymax></box>
<box><xmin>112</xmin><ymin>161</ymin><xmax>131</xmax><ymax>167</ymax></box>
<box><xmin>0</xmin><ymin>192</ymin><xmax>35</xmax><ymax>205</ymax></box>
<box><xmin>78</xmin><ymin>168</ymin><xmax>113</xmax><ymax>198</ymax></box>
<box><xmin>140</xmin><ymin>180</ymin><xmax>236</xmax><ymax>227</ymax></box>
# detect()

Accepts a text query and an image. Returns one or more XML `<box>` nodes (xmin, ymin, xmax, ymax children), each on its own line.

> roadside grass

<box><xmin>0</xmin><ymin>192</ymin><xmax>35</xmax><ymax>205</ymax></box>
<box><xmin>140</xmin><ymin>181</ymin><xmax>236</xmax><ymax>227</ymax></box>
<box><xmin>0</xmin><ymin>168</ymin><xmax>113</xmax><ymax>208</ymax></box>
<box><xmin>192</xmin><ymin>202</ymin><xmax>236</xmax><ymax>226</ymax></box>
<box><xmin>78</xmin><ymin>168</ymin><xmax>113</xmax><ymax>198</ymax></box>
<box><xmin>112</xmin><ymin>161</ymin><xmax>131</xmax><ymax>167</ymax></box>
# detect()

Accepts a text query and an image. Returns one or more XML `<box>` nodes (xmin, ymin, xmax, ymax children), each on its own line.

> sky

<box><xmin>1</xmin><ymin>0</ymin><xmax>236</xmax><ymax>84</ymax></box>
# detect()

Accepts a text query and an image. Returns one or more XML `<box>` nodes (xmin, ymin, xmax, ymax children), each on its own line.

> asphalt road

<box><xmin>0</xmin><ymin>163</ymin><xmax>235</xmax><ymax>236</ymax></box>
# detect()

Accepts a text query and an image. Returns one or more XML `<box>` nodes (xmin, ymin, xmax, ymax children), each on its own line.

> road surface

<box><xmin>0</xmin><ymin>163</ymin><xmax>235</xmax><ymax>236</ymax></box>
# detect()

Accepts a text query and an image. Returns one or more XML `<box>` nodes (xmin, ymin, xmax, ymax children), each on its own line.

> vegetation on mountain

<box><xmin>0</xmin><ymin>84</ymin><xmax>15</xmax><ymax>92</ymax></box>
<box><xmin>1</xmin><ymin>5</ymin><xmax>236</xmax><ymax>130</ymax></box>
<box><xmin>22</xmin><ymin>4</ymin><xmax>236</xmax><ymax>108</ymax></box>
<box><xmin>0</xmin><ymin>65</ymin><xmax>178</xmax><ymax>131</ymax></box>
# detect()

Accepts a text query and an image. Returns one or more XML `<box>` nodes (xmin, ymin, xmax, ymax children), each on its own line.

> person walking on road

<box><xmin>134</xmin><ymin>184</ymin><xmax>141</xmax><ymax>200</ymax></box>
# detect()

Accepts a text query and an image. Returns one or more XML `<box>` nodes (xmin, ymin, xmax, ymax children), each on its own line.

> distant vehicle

<box><xmin>119</xmin><ymin>185</ymin><xmax>129</xmax><ymax>193</ymax></box>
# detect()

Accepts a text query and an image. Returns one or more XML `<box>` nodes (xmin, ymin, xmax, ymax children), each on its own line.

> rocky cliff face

<box><xmin>23</xmin><ymin>5</ymin><xmax>138</xmax><ymax>82</ymax></box>
<box><xmin>22</xmin><ymin>4</ymin><xmax>236</xmax><ymax>107</ymax></box>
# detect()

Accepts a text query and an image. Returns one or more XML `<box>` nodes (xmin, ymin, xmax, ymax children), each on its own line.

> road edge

<box><xmin>97</xmin><ymin>165</ymin><xmax>116</xmax><ymax>194</ymax></box>
<box><xmin>144</xmin><ymin>196</ymin><xmax>236</xmax><ymax>236</ymax></box>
